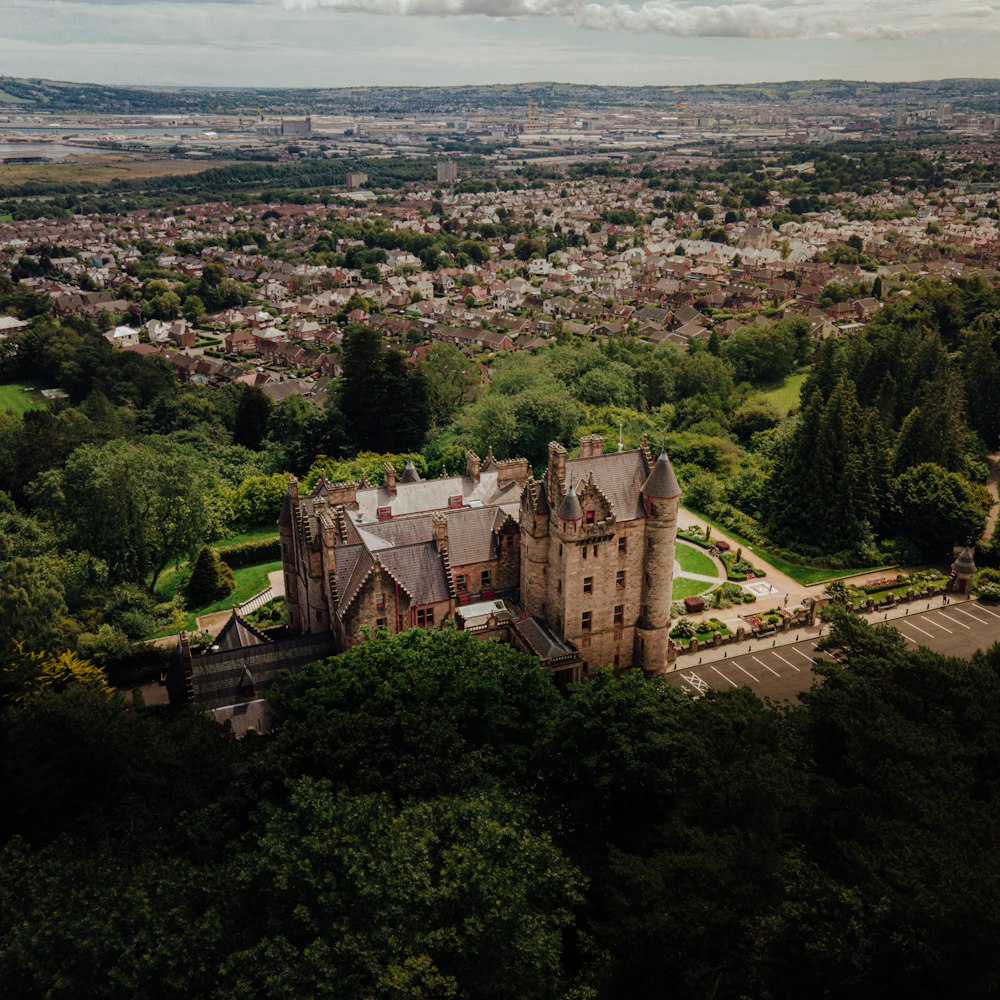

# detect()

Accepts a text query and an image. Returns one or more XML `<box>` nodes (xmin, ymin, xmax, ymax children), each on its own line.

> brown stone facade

<box><xmin>280</xmin><ymin>436</ymin><xmax>681</xmax><ymax>675</ymax></box>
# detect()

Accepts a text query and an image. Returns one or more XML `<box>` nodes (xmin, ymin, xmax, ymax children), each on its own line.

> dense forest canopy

<box><xmin>3</xmin><ymin>620</ymin><xmax>1000</xmax><ymax>998</ymax></box>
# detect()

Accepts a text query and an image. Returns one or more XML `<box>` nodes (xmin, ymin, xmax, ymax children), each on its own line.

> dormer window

<box><xmin>377</xmin><ymin>506</ymin><xmax>392</xmax><ymax>520</ymax></box>
<box><xmin>448</xmin><ymin>495</ymin><xmax>464</xmax><ymax>509</ymax></box>
<box><xmin>585</xmin><ymin>510</ymin><xmax>595</xmax><ymax>524</ymax></box>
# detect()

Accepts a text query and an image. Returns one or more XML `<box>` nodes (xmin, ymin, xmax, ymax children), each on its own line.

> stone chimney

<box><xmin>546</xmin><ymin>441</ymin><xmax>567</xmax><ymax>503</ymax></box>
<box><xmin>579</xmin><ymin>434</ymin><xmax>605</xmax><ymax>459</ymax></box>
<box><xmin>432</xmin><ymin>511</ymin><xmax>449</xmax><ymax>554</ymax></box>
<box><xmin>466</xmin><ymin>450</ymin><xmax>481</xmax><ymax>484</ymax></box>
<box><xmin>383</xmin><ymin>462</ymin><xmax>397</xmax><ymax>497</ymax></box>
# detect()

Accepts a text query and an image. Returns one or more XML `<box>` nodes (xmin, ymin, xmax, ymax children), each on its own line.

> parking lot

<box><xmin>665</xmin><ymin>597</ymin><xmax>1000</xmax><ymax>701</ymax></box>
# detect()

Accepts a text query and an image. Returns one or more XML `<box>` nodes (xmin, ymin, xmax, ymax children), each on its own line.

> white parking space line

<box><xmin>772</xmin><ymin>651</ymin><xmax>801</xmax><ymax>672</ymax></box>
<box><xmin>710</xmin><ymin>665</ymin><xmax>738</xmax><ymax>688</ymax></box>
<box><xmin>939</xmin><ymin>612</ymin><xmax>970</xmax><ymax>629</ymax></box>
<box><xmin>904</xmin><ymin>619</ymin><xmax>936</xmax><ymax>639</ymax></box>
<box><xmin>925</xmin><ymin>615</ymin><xmax>953</xmax><ymax>634</ymax></box>
<box><xmin>954</xmin><ymin>606</ymin><xmax>990</xmax><ymax>625</ymax></box>
<box><xmin>792</xmin><ymin>646</ymin><xmax>815</xmax><ymax>662</ymax></box>
<box><xmin>752</xmin><ymin>655</ymin><xmax>781</xmax><ymax>677</ymax></box>
<box><xmin>897</xmin><ymin>630</ymin><xmax>919</xmax><ymax>644</ymax></box>
<box><xmin>732</xmin><ymin>661</ymin><xmax>760</xmax><ymax>683</ymax></box>
<box><xmin>973</xmin><ymin>603</ymin><xmax>1000</xmax><ymax>620</ymax></box>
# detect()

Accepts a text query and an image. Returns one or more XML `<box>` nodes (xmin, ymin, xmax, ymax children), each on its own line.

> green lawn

<box><xmin>675</xmin><ymin>540</ymin><xmax>719</xmax><ymax>577</ymax></box>
<box><xmin>0</xmin><ymin>214</ymin><xmax>13</xmax><ymax>223</ymax></box>
<box><xmin>750</xmin><ymin>371</ymin><xmax>809</xmax><ymax>414</ymax></box>
<box><xmin>150</xmin><ymin>558</ymin><xmax>282</xmax><ymax>636</ymax></box>
<box><xmin>683</xmin><ymin>506</ymin><xmax>891</xmax><ymax>587</ymax></box>
<box><xmin>0</xmin><ymin>381</ymin><xmax>47</xmax><ymax>415</ymax></box>
<box><xmin>672</xmin><ymin>576</ymin><xmax>712</xmax><ymax>600</ymax></box>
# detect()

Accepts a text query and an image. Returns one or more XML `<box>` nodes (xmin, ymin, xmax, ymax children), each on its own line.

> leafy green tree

<box><xmin>421</xmin><ymin>342</ymin><xmax>481</xmax><ymax>424</ymax></box>
<box><xmin>222</xmin><ymin>782</ymin><xmax>583</xmax><ymax>1000</ymax></box>
<box><xmin>884</xmin><ymin>462</ymin><xmax>988</xmax><ymax>556</ymax></box>
<box><xmin>54</xmin><ymin>438</ymin><xmax>215</xmax><ymax>589</ymax></box>
<box><xmin>573</xmin><ymin>362</ymin><xmax>638</xmax><ymax>408</ymax></box>
<box><xmin>181</xmin><ymin>294</ymin><xmax>205</xmax><ymax>324</ymax></box>
<box><xmin>267</xmin><ymin>628</ymin><xmax>561</xmax><ymax>801</ymax></box>
<box><xmin>0</xmin><ymin>557</ymin><xmax>73</xmax><ymax>654</ymax></box>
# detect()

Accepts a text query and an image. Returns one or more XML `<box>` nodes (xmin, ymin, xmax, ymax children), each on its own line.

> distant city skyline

<box><xmin>2</xmin><ymin>0</ymin><xmax>998</xmax><ymax>90</ymax></box>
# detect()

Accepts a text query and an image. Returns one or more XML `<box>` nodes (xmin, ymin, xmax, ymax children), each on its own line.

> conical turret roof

<box><xmin>952</xmin><ymin>544</ymin><xmax>977</xmax><ymax>577</ymax></box>
<box><xmin>641</xmin><ymin>451</ymin><xmax>681</xmax><ymax>500</ymax></box>
<box><xmin>400</xmin><ymin>460</ymin><xmax>422</xmax><ymax>483</ymax></box>
<box><xmin>557</xmin><ymin>481</ymin><xmax>583</xmax><ymax>521</ymax></box>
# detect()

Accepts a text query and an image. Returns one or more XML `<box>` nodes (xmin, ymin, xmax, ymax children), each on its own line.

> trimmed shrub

<box><xmin>218</xmin><ymin>536</ymin><xmax>281</xmax><ymax>568</ymax></box>
<box><xmin>183</xmin><ymin>547</ymin><xmax>236</xmax><ymax>608</ymax></box>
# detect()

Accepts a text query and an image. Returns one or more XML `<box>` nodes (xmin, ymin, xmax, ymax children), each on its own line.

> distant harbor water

<box><xmin>1</xmin><ymin>126</ymin><xmax>242</xmax><ymax>137</ymax></box>
<box><xmin>0</xmin><ymin>142</ymin><xmax>105</xmax><ymax>161</ymax></box>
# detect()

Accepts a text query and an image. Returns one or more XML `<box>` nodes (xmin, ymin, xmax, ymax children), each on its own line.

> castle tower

<box><xmin>277</xmin><ymin>477</ymin><xmax>302</xmax><ymax>632</ymax></box>
<box><xmin>519</xmin><ymin>477</ymin><xmax>551</xmax><ymax>619</ymax></box>
<box><xmin>548</xmin><ymin>480</ymin><xmax>584</xmax><ymax>640</ymax></box>
<box><xmin>635</xmin><ymin>451</ymin><xmax>681</xmax><ymax>674</ymax></box>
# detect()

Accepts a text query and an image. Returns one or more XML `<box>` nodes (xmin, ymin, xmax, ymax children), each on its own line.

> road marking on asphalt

<box><xmin>897</xmin><ymin>630</ymin><xmax>919</xmax><ymax>644</ymax></box>
<box><xmin>925</xmin><ymin>616</ymin><xmax>952</xmax><ymax>634</ymax></box>
<box><xmin>905</xmin><ymin>619</ymin><xmax>936</xmax><ymax>639</ymax></box>
<box><xmin>752</xmin><ymin>655</ymin><xmax>781</xmax><ymax>677</ymax></box>
<box><xmin>954</xmin><ymin>606</ymin><xmax>990</xmax><ymax>625</ymax></box>
<box><xmin>771</xmin><ymin>651</ymin><xmax>801</xmax><ymax>672</ymax></box>
<box><xmin>682</xmin><ymin>671</ymin><xmax>709</xmax><ymax>695</ymax></box>
<box><xmin>973</xmin><ymin>603</ymin><xmax>1000</xmax><ymax>620</ymax></box>
<box><xmin>710</xmin><ymin>664</ymin><xmax>738</xmax><ymax>688</ymax></box>
<box><xmin>732</xmin><ymin>661</ymin><xmax>760</xmax><ymax>683</ymax></box>
<box><xmin>938</xmin><ymin>612</ymin><xmax>971</xmax><ymax>629</ymax></box>
<box><xmin>792</xmin><ymin>646</ymin><xmax>815</xmax><ymax>662</ymax></box>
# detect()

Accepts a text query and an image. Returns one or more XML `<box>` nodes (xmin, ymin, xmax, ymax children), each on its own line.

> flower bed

<box><xmin>861</xmin><ymin>570</ymin><xmax>947</xmax><ymax>599</ymax></box>
<box><xmin>671</xmin><ymin>616</ymin><xmax>733</xmax><ymax>647</ymax></box>
<box><xmin>677</xmin><ymin>527</ymin><xmax>715</xmax><ymax>550</ymax></box>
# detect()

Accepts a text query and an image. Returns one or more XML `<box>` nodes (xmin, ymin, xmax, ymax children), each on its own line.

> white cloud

<box><xmin>274</xmin><ymin>0</ymin><xmax>992</xmax><ymax>40</ymax></box>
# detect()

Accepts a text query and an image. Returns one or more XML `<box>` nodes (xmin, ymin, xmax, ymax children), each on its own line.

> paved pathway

<box><xmin>678</xmin><ymin>507</ymin><xmax>809</xmax><ymax>603</ymax></box>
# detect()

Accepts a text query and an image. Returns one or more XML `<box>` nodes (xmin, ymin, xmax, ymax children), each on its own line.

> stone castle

<box><xmin>279</xmin><ymin>434</ymin><xmax>681</xmax><ymax>681</ymax></box>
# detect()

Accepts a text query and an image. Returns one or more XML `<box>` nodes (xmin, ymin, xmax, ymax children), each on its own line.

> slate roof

<box><xmin>353</xmin><ymin>469</ymin><xmax>521</xmax><ymax>522</ymax></box>
<box><xmin>446</xmin><ymin>506</ymin><xmax>502</xmax><ymax>566</ymax></box>
<box><xmin>565</xmin><ymin>451</ymin><xmax>650</xmax><ymax>521</ymax></box>
<box><xmin>213</xmin><ymin>612</ymin><xmax>271</xmax><ymax>651</ymax></box>
<box><xmin>516</xmin><ymin>617</ymin><xmax>578</xmax><ymax>662</ymax></box>
<box><xmin>378</xmin><ymin>543</ymin><xmax>451</xmax><ymax>605</ymax></box>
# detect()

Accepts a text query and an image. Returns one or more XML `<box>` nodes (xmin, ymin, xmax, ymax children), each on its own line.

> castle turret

<box><xmin>950</xmin><ymin>544</ymin><xmax>977</xmax><ymax>594</ymax></box>
<box><xmin>635</xmin><ymin>451</ymin><xmax>681</xmax><ymax>674</ymax></box>
<box><xmin>278</xmin><ymin>477</ymin><xmax>302</xmax><ymax>631</ymax></box>
<box><xmin>519</xmin><ymin>478</ymin><xmax>551</xmax><ymax>619</ymax></box>
<box><xmin>557</xmin><ymin>481</ymin><xmax>583</xmax><ymax>522</ymax></box>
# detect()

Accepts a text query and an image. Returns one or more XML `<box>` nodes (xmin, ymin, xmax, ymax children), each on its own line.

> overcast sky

<box><xmin>2</xmin><ymin>0</ymin><xmax>998</xmax><ymax>89</ymax></box>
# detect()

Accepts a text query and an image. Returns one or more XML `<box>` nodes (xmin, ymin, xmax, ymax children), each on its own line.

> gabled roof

<box><xmin>565</xmin><ymin>450</ymin><xmax>649</xmax><ymax>521</ymax></box>
<box><xmin>213</xmin><ymin>611</ymin><xmax>272</xmax><ymax>651</ymax></box>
